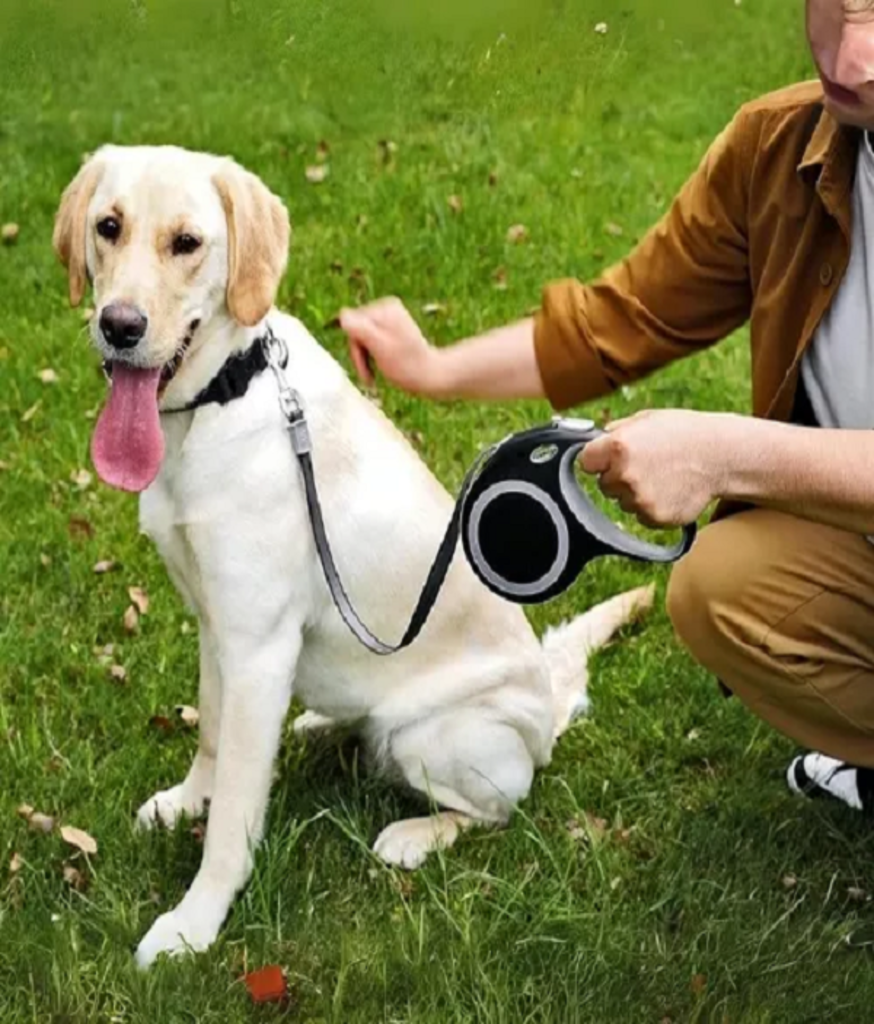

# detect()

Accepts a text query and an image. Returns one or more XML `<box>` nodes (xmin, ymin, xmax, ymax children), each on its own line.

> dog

<box><xmin>53</xmin><ymin>145</ymin><xmax>653</xmax><ymax>968</ymax></box>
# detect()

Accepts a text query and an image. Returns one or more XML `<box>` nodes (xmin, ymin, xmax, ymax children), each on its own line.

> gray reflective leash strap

<box><xmin>265</xmin><ymin>326</ymin><xmax>489</xmax><ymax>656</ymax></box>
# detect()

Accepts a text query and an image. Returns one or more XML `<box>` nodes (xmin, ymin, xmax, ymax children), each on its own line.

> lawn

<box><xmin>2</xmin><ymin>1</ymin><xmax>874</xmax><ymax>1021</ymax></box>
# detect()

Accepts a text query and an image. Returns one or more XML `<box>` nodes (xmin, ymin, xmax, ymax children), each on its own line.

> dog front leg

<box><xmin>137</xmin><ymin>621</ymin><xmax>222</xmax><ymax>829</ymax></box>
<box><xmin>135</xmin><ymin>628</ymin><xmax>301</xmax><ymax>968</ymax></box>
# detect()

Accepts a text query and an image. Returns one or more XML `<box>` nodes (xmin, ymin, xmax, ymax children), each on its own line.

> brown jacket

<box><xmin>534</xmin><ymin>81</ymin><xmax>860</xmax><ymax>425</ymax></box>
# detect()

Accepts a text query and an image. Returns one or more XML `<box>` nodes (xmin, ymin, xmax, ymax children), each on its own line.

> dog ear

<box><xmin>213</xmin><ymin>160</ymin><xmax>291</xmax><ymax>328</ymax></box>
<box><xmin>53</xmin><ymin>154</ymin><xmax>105</xmax><ymax>308</ymax></box>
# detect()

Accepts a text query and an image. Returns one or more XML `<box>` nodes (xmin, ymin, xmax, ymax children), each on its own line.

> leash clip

<box><xmin>264</xmin><ymin>325</ymin><xmax>311</xmax><ymax>454</ymax></box>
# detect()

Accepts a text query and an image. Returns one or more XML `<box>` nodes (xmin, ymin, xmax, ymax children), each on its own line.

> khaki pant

<box><xmin>667</xmin><ymin>509</ymin><xmax>874</xmax><ymax>768</ymax></box>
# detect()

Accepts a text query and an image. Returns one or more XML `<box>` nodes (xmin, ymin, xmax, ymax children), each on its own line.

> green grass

<box><xmin>2</xmin><ymin>1</ymin><xmax>874</xmax><ymax>1021</ymax></box>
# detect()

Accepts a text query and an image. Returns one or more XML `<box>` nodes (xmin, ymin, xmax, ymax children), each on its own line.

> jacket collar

<box><xmin>798</xmin><ymin>102</ymin><xmax>861</xmax><ymax>236</ymax></box>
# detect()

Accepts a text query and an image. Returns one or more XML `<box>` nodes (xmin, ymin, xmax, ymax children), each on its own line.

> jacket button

<box><xmin>820</xmin><ymin>263</ymin><xmax>834</xmax><ymax>286</ymax></box>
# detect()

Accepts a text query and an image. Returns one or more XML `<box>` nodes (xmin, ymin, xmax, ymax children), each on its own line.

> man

<box><xmin>340</xmin><ymin>0</ymin><xmax>874</xmax><ymax>812</ymax></box>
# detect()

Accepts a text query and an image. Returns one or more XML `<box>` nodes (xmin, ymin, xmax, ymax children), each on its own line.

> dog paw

<box><xmin>373</xmin><ymin>814</ymin><xmax>467</xmax><ymax>871</ymax></box>
<box><xmin>136</xmin><ymin>785</ymin><xmax>207</xmax><ymax>831</ymax></box>
<box><xmin>293</xmin><ymin>711</ymin><xmax>336</xmax><ymax>739</ymax></box>
<box><xmin>135</xmin><ymin>907</ymin><xmax>219</xmax><ymax>969</ymax></box>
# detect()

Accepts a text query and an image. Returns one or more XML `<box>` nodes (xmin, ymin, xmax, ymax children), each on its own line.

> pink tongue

<box><xmin>91</xmin><ymin>364</ymin><xmax>165</xmax><ymax>493</ymax></box>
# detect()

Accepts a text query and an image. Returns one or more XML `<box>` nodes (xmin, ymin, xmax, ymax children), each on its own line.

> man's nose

<box><xmin>99</xmin><ymin>302</ymin><xmax>149</xmax><ymax>351</ymax></box>
<box><xmin>834</xmin><ymin>23</ymin><xmax>874</xmax><ymax>89</ymax></box>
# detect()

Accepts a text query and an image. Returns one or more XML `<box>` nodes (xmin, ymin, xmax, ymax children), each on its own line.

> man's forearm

<box><xmin>427</xmin><ymin>319</ymin><xmax>546</xmax><ymax>401</ymax></box>
<box><xmin>718</xmin><ymin>415</ymin><xmax>874</xmax><ymax>534</ymax></box>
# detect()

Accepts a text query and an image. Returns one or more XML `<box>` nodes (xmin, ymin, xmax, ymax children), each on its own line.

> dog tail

<box><xmin>541</xmin><ymin>585</ymin><xmax>655</xmax><ymax>739</ymax></box>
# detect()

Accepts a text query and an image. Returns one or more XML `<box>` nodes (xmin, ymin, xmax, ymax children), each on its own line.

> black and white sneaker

<box><xmin>787</xmin><ymin>752</ymin><xmax>874</xmax><ymax>812</ymax></box>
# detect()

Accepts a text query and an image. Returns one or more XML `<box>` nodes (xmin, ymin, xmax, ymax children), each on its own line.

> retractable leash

<box><xmin>265</xmin><ymin>329</ymin><xmax>696</xmax><ymax>656</ymax></box>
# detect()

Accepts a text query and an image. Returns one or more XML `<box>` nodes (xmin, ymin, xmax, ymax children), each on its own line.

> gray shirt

<box><xmin>802</xmin><ymin>132</ymin><xmax>874</xmax><ymax>430</ymax></box>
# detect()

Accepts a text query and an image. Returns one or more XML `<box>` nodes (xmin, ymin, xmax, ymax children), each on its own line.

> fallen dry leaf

<box><xmin>506</xmin><ymin>224</ymin><xmax>528</xmax><ymax>244</ymax></box>
<box><xmin>70</xmin><ymin>468</ymin><xmax>93</xmax><ymax>490</ymax></box>
<box><xmin>781</xmin><ymin>875</ymin><xmax>798</xmax><ymax>890</ymax></box>
<box><xmin>488</xmin><ymin>170</ymin><xmax>499</xmax><ymax>187</ymax></box>
<box><xmin>68</xmin><ymin>517</ymin><xmax>95</xmax><ymax>541</ymax></box>
<box><xmin>123</xmin><ymin>605</ymin><xmax>139</xmax><ymax>634</ymax></box>
<box><xmin>422</xmin><ymin>302</ymin><xmax>446</xmax><ymax>317</ymax></box>
<box><xmin>93</xmin><ymin>560</ymin><xmax>117</xmax><ymax>575</ymax></box>
<box><xmin>2</xmin><ymin>223</ymin><xmax>19</xmax><ymax>245</ymax></box>
<box><xmin>109</xmin><ymin>664</ymin><xmax>127</xmax><ymax>683</ymax></box>
<box><xmin>594</xmin><ymin>21</ymin><xmax>609</xmax><ymax>34</ymax></box>
<box><xmin>9</xmin><ymin>853</ymin><xmax>23</xmax><ymax>874</ymax></box>
<box><xmin>604</xmin><ymin>221</ymin><xmax>624</xmax><ymax>237</ymax></box>
<box><xmin>378</xmin><ymin>139</ymin><xmax>398</xmax><ymax>166</ymax></box>
<box><xmin>245</xmin><ymin>965</ymin><xmax>288</xmax><ymax>1005</ymax></box>
<box><xmin>61</xmin><ymin>825</ymin><xmax>98</xmax><ymax>856</ymax></box>
<box><xmin>566</xmin><ymin>818</ymin><xmax>586</xmax><ymax>842</ymax></box>
<box><xmin>848</xmin><ymin>886</ymin><xmax>868</xmax><ymax>902</ymax></box>
<box><xmin>40</xmin><ymin>553</ymin><xmax>52</xmax><ymax>568</ymax></box>
<box><xmin>690</xmin><ymin>974</ymin><xmax>707</xmax><ymax>996</ymax></box>
<box><xmin>149</xmin><ymin>715</ymin><xmax>174</xmax><ymax>734</ymax></box>
<box><xmin>21</xmin><ymin>401</ymin><xmax>41</xmax><ymax>423</ymax></box>
<box><xmin>29</xmin><ymin>812</ymin><xmax>56</xmax><ymax>834</ymax></box>
<box><xmin>38</xmin><ymin>368</ymin><xmax>58</xmax><ymax>384</ymax></box>
<box><xmin>63</xmin><ymin>864</ymin><xmax>86</xmax><ymax>890</ymax></box>
<box><xmin>447</xmin><ymin>194</ymin><xmax>463</xmax><ymax>214</ymax></box>
<box><xmin>493</xmin><ymin>267</ymin><xmax>508</xmax><ymax>290</ymax></box>
<box><xmin>128</xmin><ymin>586</ymin><xmax>149</xmax><ymax>615</ymax></box>
<box><xmin>305</xmin><ymin>164</ymin><xmax>330</xmax><ymax>185</ymax></box>
<box><xmin>176</xmin><ymin>705</ymin><xmax>200</xmax><ymax>728</ymax></box>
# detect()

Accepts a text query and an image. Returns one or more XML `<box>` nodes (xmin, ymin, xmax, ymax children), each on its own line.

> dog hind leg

<box><xmin>372</xmin><ymin>708</ymin><xmax>535</xmax><ymax>870</ymax></box>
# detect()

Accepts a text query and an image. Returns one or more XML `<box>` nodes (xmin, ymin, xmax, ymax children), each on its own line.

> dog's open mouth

<box><xmin>102</xmin><ymin>319</ymin><xmax>201</xmax><ymax>396</ymax></box>
<box><xmin>159</xmin><ymin>319</ymin><xmax>201</xmax><ymax>393</ymax></box>
<box><xmin>93</xmin><ymin>320</ymin><xmax>201</xmax><ymax>494</ymax></box>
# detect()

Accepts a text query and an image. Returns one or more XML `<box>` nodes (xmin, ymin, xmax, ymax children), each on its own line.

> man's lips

<box><xmin>822</xmin><ymin>74</ymin><xmax>863</xmax><ymax>107</ymax></box>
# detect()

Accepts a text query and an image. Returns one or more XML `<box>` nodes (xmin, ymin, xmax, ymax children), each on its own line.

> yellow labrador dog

<box><xmin>54</xmin><ymin>145</ymin><xmax>651</xmax><ymax>967</ymax></box>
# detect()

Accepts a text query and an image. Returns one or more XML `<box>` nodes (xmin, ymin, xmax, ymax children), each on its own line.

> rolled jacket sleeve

<box><xmin>535</xmin><ymin>107</ymin><xmax>756</xmax><ymax>411</ymax></box>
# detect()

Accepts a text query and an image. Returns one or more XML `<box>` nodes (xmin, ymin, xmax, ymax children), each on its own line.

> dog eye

<box><xmin>96</xmin><ymin>217</ymin><xmax>121</xmax><ymax>242</ymax></box>
<box><xmin>172</xmin><ymin>233</ymin><xmax>202</xmax><ymax>257</ymax></box>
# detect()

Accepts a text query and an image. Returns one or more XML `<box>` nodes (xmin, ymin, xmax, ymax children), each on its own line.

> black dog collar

<box><xmin>163</xmin><ymin>330</ymin><xmax>272</xmax><ymax>414</ymax></box>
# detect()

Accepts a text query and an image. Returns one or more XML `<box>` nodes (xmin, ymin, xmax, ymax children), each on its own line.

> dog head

<box><xmin>54</xmin><ymin>144</ymin><xmax>290</xmax><ymax>378</ymax></box>
<box><xmin>53</xmin><ymin>145</ymin><xmax>290</xmax><ymax>492</ymax></box>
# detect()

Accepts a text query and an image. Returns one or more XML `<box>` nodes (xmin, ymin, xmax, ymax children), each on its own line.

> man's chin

<box><xmin>823</xmin><ymin>96</ymin><xmax>874</xmax><ymax>132</ymax></box>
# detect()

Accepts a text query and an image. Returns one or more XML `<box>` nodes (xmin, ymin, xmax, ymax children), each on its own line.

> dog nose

<box><xmin>99</xmin><ymin>303</ymin><xmax>148</xmax><ymax>350</ymax></box>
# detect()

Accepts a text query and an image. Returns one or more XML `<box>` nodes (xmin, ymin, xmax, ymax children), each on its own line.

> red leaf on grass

<box><xmin>149</xmin><ymin>715</ymin><xmax>174</xmax><ymax>734</ymax></box>
<box><xmin>245</xmin><ymin>965</ymin><xmax>288</xmax><ymax>1004</ymax></box>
